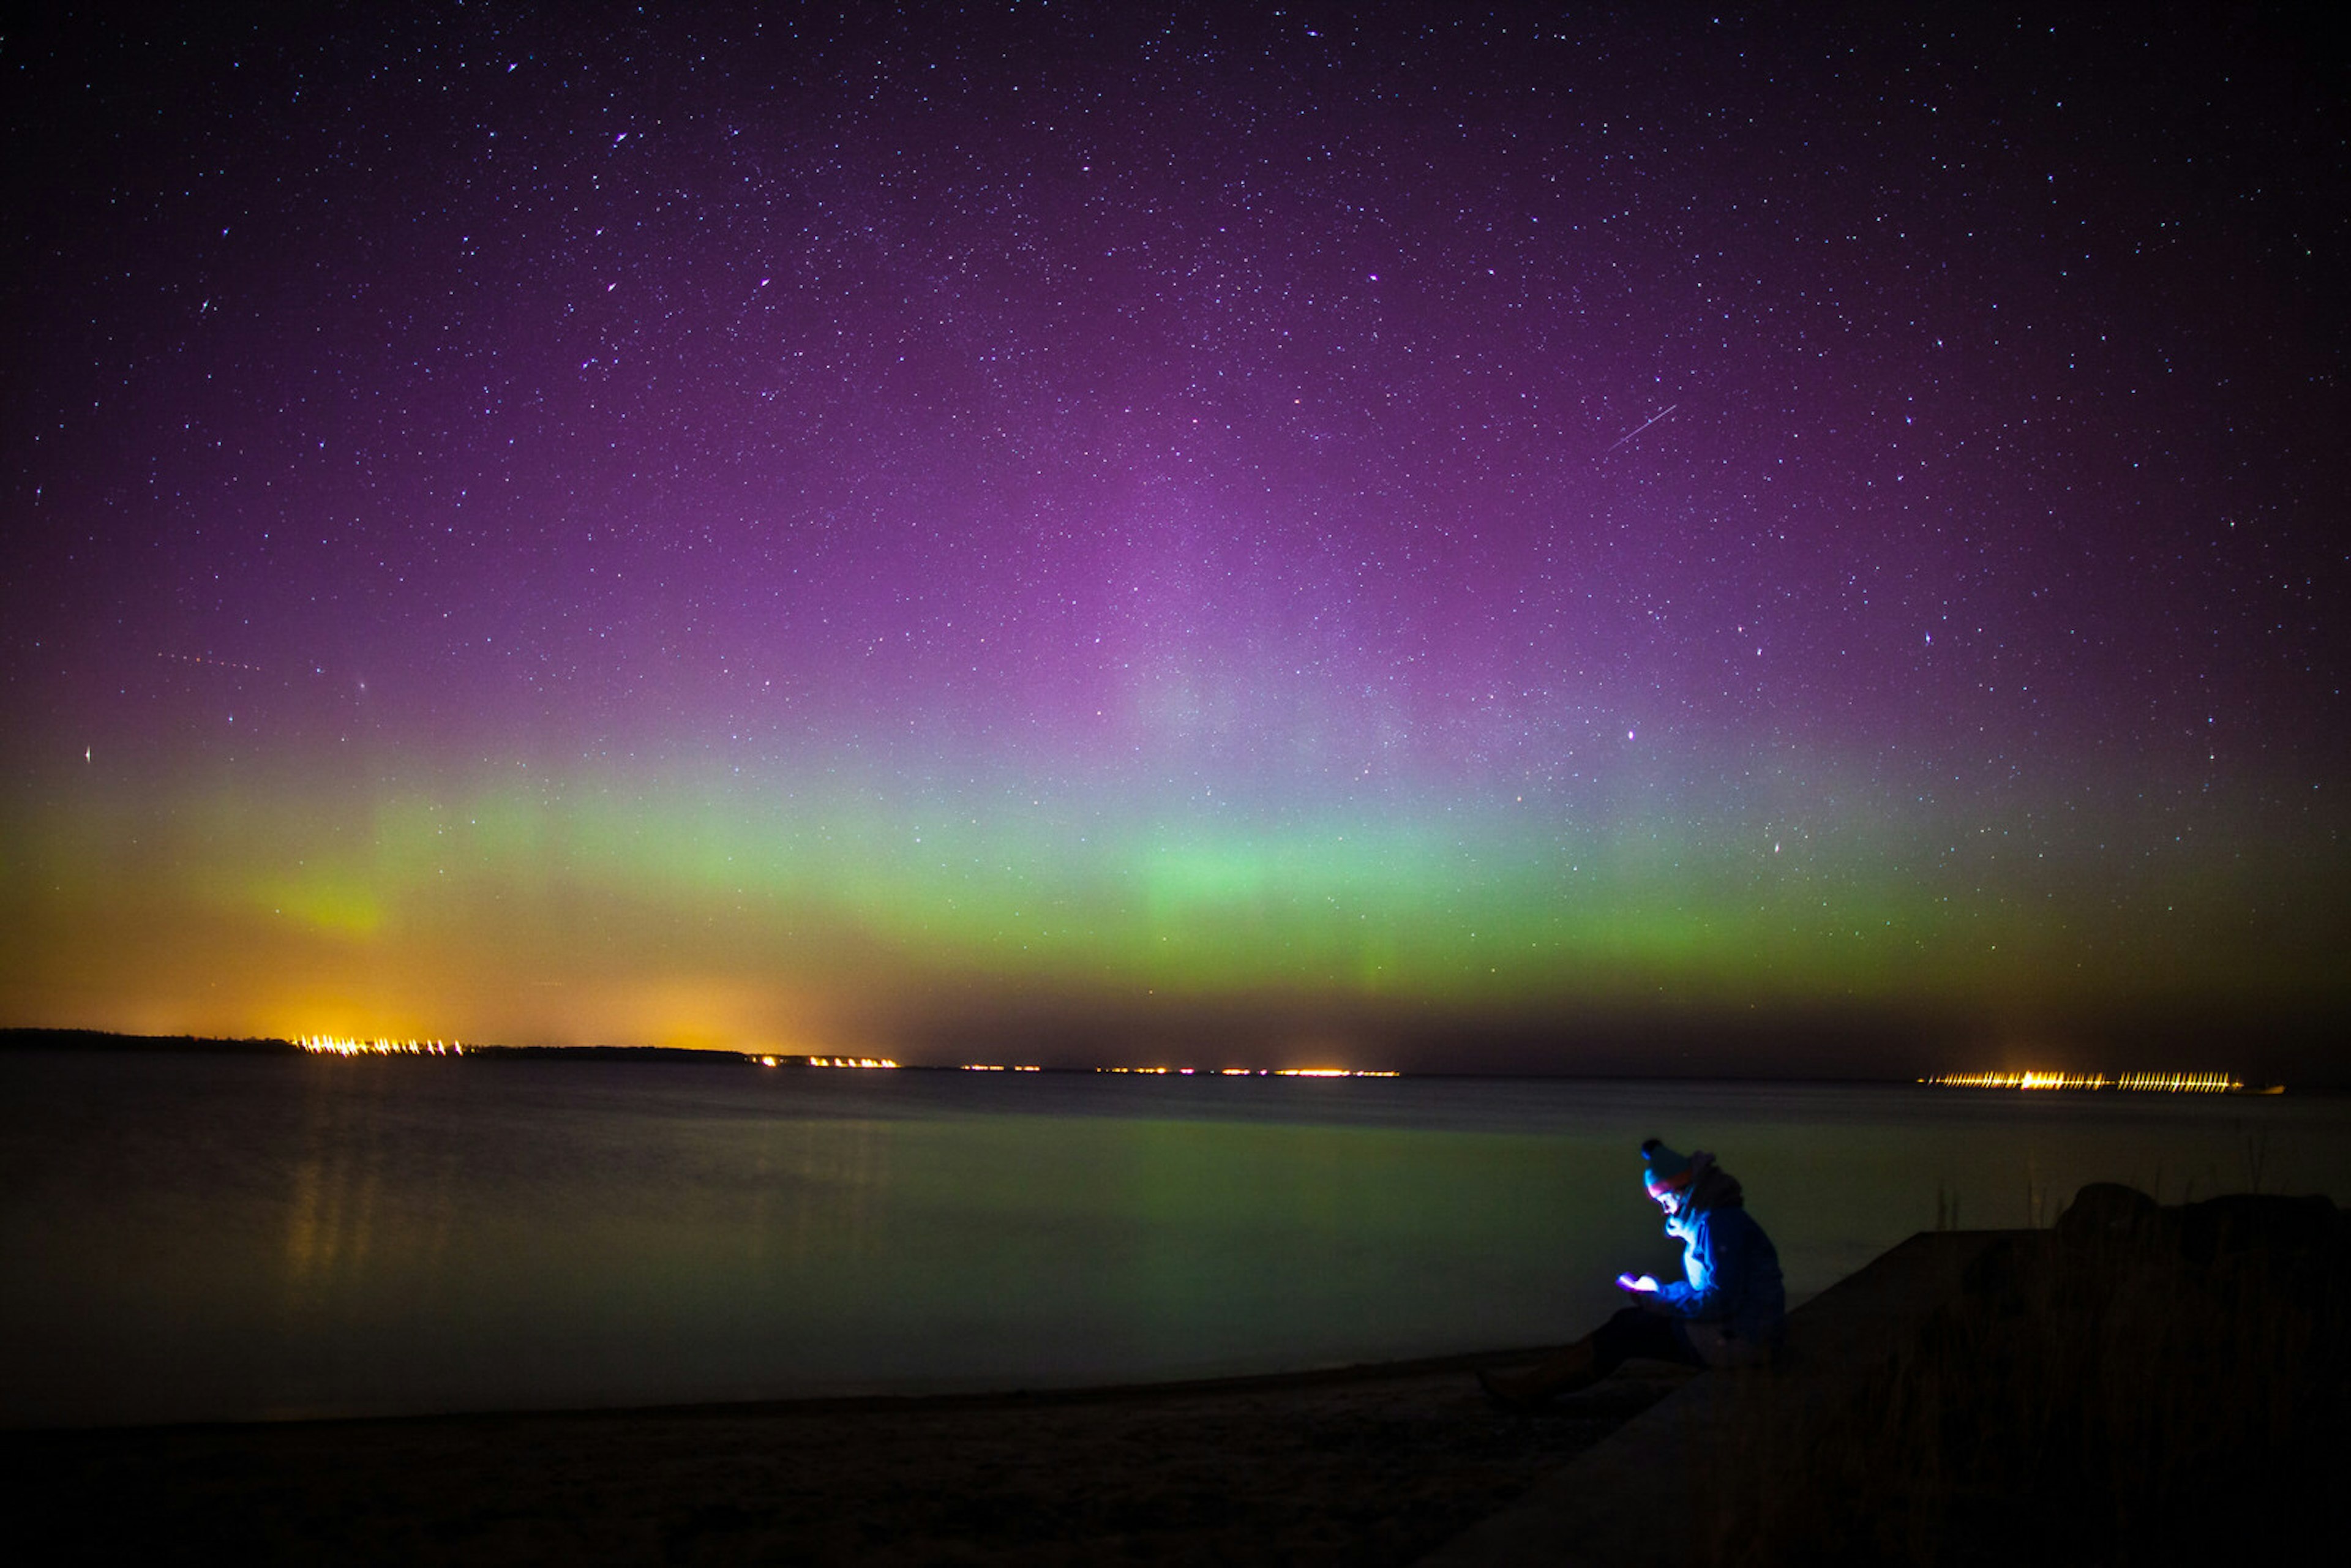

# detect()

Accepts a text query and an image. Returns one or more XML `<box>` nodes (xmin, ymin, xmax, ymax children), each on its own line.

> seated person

<box><xmin>1480</xmin><ymin>1138</ymin><xmax>1785</xmax><ymax>1407</ymax></box>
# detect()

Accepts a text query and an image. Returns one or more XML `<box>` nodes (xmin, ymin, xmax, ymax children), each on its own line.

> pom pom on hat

<box><xmin>1641</xmin><ymin>1138</ymin><xmax>1693</xmax><ymax>1194</ymax></box>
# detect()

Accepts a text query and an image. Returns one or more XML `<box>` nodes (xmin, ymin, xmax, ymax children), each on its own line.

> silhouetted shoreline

<box><xmin>0</xmin><ymin>1029</ymin><xmax>753</xmax><ymax>1065</ymax></box>
<box><xmin>8</xmin><ymin>1030</ymin><xmax>2336</xmax><ymax>1092</ymax></box>
<box><xmin>0</xmin><ymin>1027</ymin><xmax>303</xmax><ymax>1055</ymax></box>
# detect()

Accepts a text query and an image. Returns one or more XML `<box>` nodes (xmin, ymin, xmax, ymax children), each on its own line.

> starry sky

<box><xmin>4</xmin><ymin>4</ymin><xmax>2345</xmax><ymax>1076</ymax></box>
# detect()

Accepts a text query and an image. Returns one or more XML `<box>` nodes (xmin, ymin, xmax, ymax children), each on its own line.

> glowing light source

<box><xmin>298</xmin><ymin>1035</ymin><xmax>464</xmax><ymax>1056</ymax></box>
<box><xmin>1922</xmin><ymin>1071</ymin><xmax>2246</xmax><ymax>1093</ymax></box>
<box><xmin>1089</xmin><ymin>1065</ymin><xmax>1404</xmax><ymax>1077</ymax></box>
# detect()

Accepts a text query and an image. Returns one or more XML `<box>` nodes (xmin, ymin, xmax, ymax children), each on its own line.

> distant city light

<box><xmin>1100</xmin><ymin>1065</ymin><xmax>1398</xmax><ymax>1078</ymax></box>
<box><xmin>298</xmin><ymin>1035</ymin><xmax>464</xmax><ymax>1056</ymax></box>
<box><xmin>749</xmin><ymin>1054</ymin><xmax>902</xmax><ymax>1068</ymax></box>
<box><xmin>1923</xmin><ymin>1071</ymin><xmax>2251</xmax><ymax>1093</ymax></box>
<box><xmin>294</xmin><ymin>1041</ymin><xmax>1402</xmax><ymax>1076</ymax></box>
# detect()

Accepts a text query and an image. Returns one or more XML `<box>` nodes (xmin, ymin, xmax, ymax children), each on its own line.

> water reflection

<box><xmin>282</xmin><ymin>1077</ymin><xmax>474</xmax><ymax>1337</ymax></box>
<box><xmin>2</xmin><ymin>1054</ymin><xmax>2346</xmax><ymax>1428</ymax></box>
<box><xmin>284</xmin><ymin>1070</ymin><xmax>378</xmax><ymax>1308</ymax></box>
<box><xmin>767</xmin><ymin>1117</ymin><xmax>894</xmax><ymax>1266</ymax></box>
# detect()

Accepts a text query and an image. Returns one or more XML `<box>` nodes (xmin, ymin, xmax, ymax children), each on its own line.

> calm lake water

<box><xmin>4</xmin><ymin>1051</ymin><xmax>2345</xmax><ymax>1429</ymax></box>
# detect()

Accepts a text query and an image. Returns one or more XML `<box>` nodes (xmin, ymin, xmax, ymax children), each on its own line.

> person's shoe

<box><xmin>1479</xmin><ymin>1341</ymin><xmax>1603</xmax><ymax>1409</ymax></box>
<box><xmin>1532</xmin><ymin>1339</ymin><xmax>1603</xmax><ymax>1398</ymax></box>
<box><xmin>1477</xmin><ymin>1366</ymin><xmax>1551</xmax><ymax>1410</ymax></box>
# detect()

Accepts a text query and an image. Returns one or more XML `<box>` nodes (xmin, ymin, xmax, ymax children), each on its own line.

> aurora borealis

<box><xmin>4</xmin><ymin>6</ymin><xmax>2345</xmax><ymax>1075</ymax></box>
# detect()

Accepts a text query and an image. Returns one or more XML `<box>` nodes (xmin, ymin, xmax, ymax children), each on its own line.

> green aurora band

<box><xmin>4</xmin><ymin>740</ymin><xmax>2336</xmax><ymax>1069</ymax></box>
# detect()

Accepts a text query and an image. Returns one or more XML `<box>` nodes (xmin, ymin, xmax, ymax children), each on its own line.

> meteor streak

<box><xmin>1605</xmin><ymin>403</ymin><xmax>1678</xmax><ymax>453</ymax></box>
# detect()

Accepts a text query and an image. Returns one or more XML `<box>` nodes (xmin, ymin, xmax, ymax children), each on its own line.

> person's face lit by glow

<box><xmin>1651</xmin><ymin>1185</ymin><xmax>1685</xmax><ymax>1218</ymax></box>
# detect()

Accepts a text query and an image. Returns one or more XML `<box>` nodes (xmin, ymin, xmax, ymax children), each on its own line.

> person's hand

<box><xmin>1616</xmin><ymin>1273</ymin><xmax>1660</xmax><ymax>1294</ymax></box>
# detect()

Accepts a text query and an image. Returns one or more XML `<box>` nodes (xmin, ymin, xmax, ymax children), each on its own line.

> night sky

<box><xmin>5</xmin><ymin>5</ymin><xmax>2345</xmax><ymax>1077</ymax></box>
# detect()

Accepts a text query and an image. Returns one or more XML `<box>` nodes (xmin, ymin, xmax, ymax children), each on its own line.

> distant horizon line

<box><xmin>0</xmin><ymin>1027</ymin><xmax>2309</xmax><ymax>1093</ymax></box>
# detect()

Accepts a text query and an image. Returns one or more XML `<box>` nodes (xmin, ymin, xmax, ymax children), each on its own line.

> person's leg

<box><xmin>1588</xmin><ymin>1305</ymin><xmax>1701</xmax><ymax>1377</ymax></box>
<box><xmin>1478</xmin><ymin>1308</ymin><xmax>1698</xmax><ymax>1408</ymax></box>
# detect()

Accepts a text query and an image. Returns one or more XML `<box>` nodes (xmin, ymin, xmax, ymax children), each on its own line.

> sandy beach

<box><xmin>6</xmin><ymin>1352</ymin><xmax>1693</xmax><ymax>1566</ymax></box>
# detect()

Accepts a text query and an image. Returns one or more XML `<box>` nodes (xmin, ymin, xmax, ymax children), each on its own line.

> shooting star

<box><xmin>157</xmin><ymin>651</ymin><xmax>264</xmax><ymax>673</ymax></box>
<box><xmin>1605</xmin><ymin>403</ymin><xmax>1678</xmax><ymax>454</ymax></box>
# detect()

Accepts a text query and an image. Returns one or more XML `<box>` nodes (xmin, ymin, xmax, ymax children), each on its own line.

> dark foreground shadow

<box><xmin>1429</xmin><ymin>1190</ymin><xmax>2348</xmax><ymax>1566</ymax></box>
<box><xmin>0</xmin><ymin>1351</ymin><xmax>1693</xmax><ymax>1566</ymax></box>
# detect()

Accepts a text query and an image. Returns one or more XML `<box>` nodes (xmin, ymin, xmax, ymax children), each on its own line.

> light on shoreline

<box><xmin>1922</xmin><ymin>1071</ymin><xmax>2251</xmax><ymax>1093</ymax></box>
<box><xmin>299</xmin><ymin>1035</ymin><xmax>464</xmax><ymax>1056</ymax></box>
<box><xmin>748</xmin><ymin>1054</ymin><xmax>901</xmax><ymax>1068</ymax></box>
<box><xmin>1097</xmin><ymin>1065</ymin><xmax>1398</xmax><ymax>1078</ymax></box>
<box><xmin>294</xmin><ymin>1041</ymin><xmax>1395</xmax><ymax>1076</ymax></box>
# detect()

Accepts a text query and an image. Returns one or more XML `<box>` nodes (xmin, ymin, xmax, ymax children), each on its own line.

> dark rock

<box><xmin>2057</xmin><ymin>1182</ymin><xmax>2164</xmax><ymax>1250</ymax></box>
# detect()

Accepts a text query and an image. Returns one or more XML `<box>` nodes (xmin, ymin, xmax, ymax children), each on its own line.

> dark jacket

<box><xmin>1652</xmin><ymin>1153</ymin><xmax>1786</xmax><ymax>1354</ymax></box>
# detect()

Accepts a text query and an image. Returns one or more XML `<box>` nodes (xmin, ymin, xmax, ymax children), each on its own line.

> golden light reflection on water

<box><xmin>773</xmin><ymin>1119</ymin><xmax>894</xmax><ymax>1265</ymax></box>
<box><xmin>284</xmin><ymin>1079</ymin><xmax>380</xmax><ymax>1313</ymax></box>
<box><xmin>282</xmin><ymin>1065</ymin><xmax>459</xmax><ymax>1325</ymax></box>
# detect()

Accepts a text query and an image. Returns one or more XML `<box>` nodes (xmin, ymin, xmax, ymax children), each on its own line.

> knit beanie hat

<box><xmin>1641</xmin><ymin>1138</ymin><xmax>1694</xmax><ymax>1196</ymax></box>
